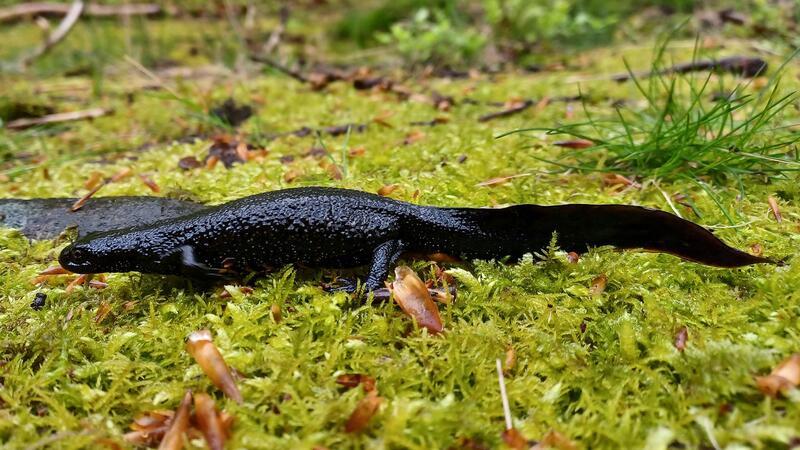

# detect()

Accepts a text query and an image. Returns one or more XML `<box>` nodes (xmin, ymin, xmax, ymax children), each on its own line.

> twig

<box><xmin>0</xmin><ymin>2</ymin><xmax>160</xmax><ymax>23</ymax></box>
<box><xmin>5</xmin><ymin>107</ymin><xmax>111</xmax><ymax>129</ymax></box>
<box><xmin>478</xmin><ymin>96</ymin><xmax>581</xmax><ymax>122</ymax></box>
<box><xmin>611</xmin><ymin>56</ymin><xmax>768</xmax><ymax>82</ymax></box>
<box><xmin>262</xmin><ymin>5</ymin><xmax>288</xmax><ymax>55</ymax></box>
<box><xmin>19</xmin><ymin>0</ymin><xmax>84</xmax><ymax>68</ymax></box>
<box><xmin>123</xmin><ymin>54</ymin><xmax>183</xmax><ymax>100</ymax></box>
<box><xmin>496</xmin><ymin>359</ymin><xmax>513</xmax><ymax>430</ymax></box>
<box><xmin>249</xmin><ymin>54</ymin><xmax>310</xmax><ymax>83</ymax></box>
<box><xmin>478</xmin><ymin>100</ymin><xmax>534</xmax><ymax>123</ymax></box>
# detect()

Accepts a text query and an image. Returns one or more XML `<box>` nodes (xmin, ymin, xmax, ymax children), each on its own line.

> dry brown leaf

<box><xmin>403</xmin><ymin>130</ymin><xmax>426</xmax><ymax>145</ymax></box>
<box><xmin>503</xmin><ymin>347</ymin><xmax>516</xmax><ymax>374</ymax></box>
<box><xmin>235</xmin><ymin>141</ymin><xmax>249</xmax><ymax>162</ymax></box>
<box><xmin>768</xmin><ymin>196</ymin><xmax>782</xmax><ymax>223</ymax></box>
<box><xmin>94</xmin><ymin>301</ymin><xmax>113</xmax><ymax>324</ymax></box>
<box><xmin>755</xmin><ymin>353</ymin><xmax>800</xmax><ymax>398</ymax></box>
<box><xmin>84</xmin><ymin>171</ymin><xmax>103</xmax><ymax>190</ymax></box>
<box><xmin>320</xmin><ymin>161</ymin><xmax>343</xmax><ymax>180</ymax></box>
<box><xmin>205</xmin><ymin>155</ymin><xmax>220</xmax><ymax>170</ymax></box>
<box><xmin>186</xmin><ymin>330</ymin><xmax>243</xmax><ymax>403</ymax></box>
<box><xmin>109</xmin><ymin>168</ymin><xmax>132</xmax><ymax>183</ymax></box>
<box><xmin>429</xmin><ymin>286</ymin><xmax>456</xmax><ymax>304</ymax></box>
<box><xmin>139</xmin><ymin>174</ymin><xmax>160</xmax><ymax>193</ymax></box>
<box><xmin>39</xmin><ymin>265</ymin><xmax>71</xmax><ymax>276</ymax></box>
<box><xmin>553</xmin><ymin>139</ymin><xmax>594</xmax><ymax>149</ymax></box>
<box><xmin>501</xmin><ymin>428</ymin><xmax>528</xmax><ymax>449</ymax></box>
<box><xmin>344</xmin><ymin>390</ymin><xmax>382</xmax><ymax>433</ymax></box>
<box><xmin>158</xmin><ymin>390</ymin><xmax>192</xmax><ymax>450</ymax></box>
<box><xmin>71</xmin><ymin>184</ymin><xmax>105</xmax><ymax>211</ymax></box>
<box><xmin>531</xmin><ymin>430</ymin><xmax>578</xmax><ymax>450</ymax></box>
<box><xmin>65</xmin><ymin>274</ymin><xmax>88</xmax><ymax>294</ymax></box>
<box><xmin>389</xmin><ymin>266</ymin><xmax>443</xmax><ymax>334</ymax></box>
<box><xmin>476</xmin><ymin>173</ymin><xmax>531</xmax><ymax>187</ymax></box>
<box><xmin>271</xmin><ymin>304</ymin><xmax>282</xmax><ymax>324</ymax></box>
<box><xmin>283</xmin><ymin>169</ymin><xmax>301</xmax><ymax>183</ymax></box>
<box><xmin>348</xmin><ymin>146</ymin><xmax>366</xmax><ymax>157</ymax></box>
<box><xmin>194</xmin><ymin>393</ymin><xmax>227</xmax><ymax>450</ymax></box>
<box><xmin>602</xmin><ymin>173</ymin><xmax>640</xmax><ymax>188</ymax></box>
<box><xmin>336</xmin><ymin>374</ymin><xmax>376</xmax><ymax>392</ymax></box>
<box><xmin>377</xmin><ymin>184</ymin><xmax>399</xmax><ymax>196</ymax></box>
<box><xmin>589</xmin><ymin>274</ymin><xmax>607</xmax><ymax>296</ymax></box>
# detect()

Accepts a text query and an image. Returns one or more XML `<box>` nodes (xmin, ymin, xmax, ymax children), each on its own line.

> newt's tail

<box><xmin>445</xmin><ymin>204</ymin><xmax>772</xmax><ymax>267</ymax></box>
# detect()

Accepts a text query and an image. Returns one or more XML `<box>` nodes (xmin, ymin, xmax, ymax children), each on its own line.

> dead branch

<box><xmin>0</xmin><ymin>2</ymin><xmax>161</xmax><ymax>23</ymax></box>
<box><xmin>19</xmin><ymin>1</ymin><xmax>84</xmax><ymax>68</ymax></box>
<box><xmin>262</xmin><ymin>6</ymin><xmax>289</xmax><ymax>55</ymax></box>
<box><xmin>249</xmin><ymin>55</ymin><xmax>311</xmax><ymax>84</ymax></box>
<box><xmin>5</xmin><ymin>107</ymin><xmax>112</xmax><ymax>129</ymax></box>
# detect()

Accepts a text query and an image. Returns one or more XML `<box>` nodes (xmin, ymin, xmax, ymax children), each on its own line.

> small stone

<box><xmin>31</xmin><ymin>292</ymin><xmax>46</xmax><ymax>310</ymax></box>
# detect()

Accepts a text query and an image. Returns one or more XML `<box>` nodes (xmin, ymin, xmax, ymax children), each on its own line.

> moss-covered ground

<box><xmin>1</xmin><ymin>13</ymin><xmax>799</xmax><ymax>450</ymax></box>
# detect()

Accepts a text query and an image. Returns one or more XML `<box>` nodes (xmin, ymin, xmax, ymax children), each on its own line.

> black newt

<box><xmin>58</xmin><ymin>187</ymin><xmax>771</xmax><ymax>291</ymax></box>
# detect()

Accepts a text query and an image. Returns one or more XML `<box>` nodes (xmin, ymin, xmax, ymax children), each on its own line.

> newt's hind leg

<box><xmin>325</xmin><ymin>239</ymin><xmax>406</xmax><ymax>294</ymax></box>
<box><xmin>364</xmin><ymin>239</ymin><xmax>407</xmax><ymax>291</ymax></box>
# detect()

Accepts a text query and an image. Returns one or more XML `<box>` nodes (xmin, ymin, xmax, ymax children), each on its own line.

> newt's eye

<box><xmin>68</xmin><ymin>247</ymin><xmax>87</xmax><ymax>261</ymax></box>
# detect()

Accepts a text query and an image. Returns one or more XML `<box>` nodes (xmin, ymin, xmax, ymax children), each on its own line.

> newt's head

<box><xmin>59</xmin><ymin>230</ymin><xmax>161</xmax><ymax>274</ymax></box>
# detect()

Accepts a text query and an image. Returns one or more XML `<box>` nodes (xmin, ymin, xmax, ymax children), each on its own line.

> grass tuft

<box><xmin>503</xmin><ymin>40</ymin><xmax>800</xmax><ymax>190</ymax></box>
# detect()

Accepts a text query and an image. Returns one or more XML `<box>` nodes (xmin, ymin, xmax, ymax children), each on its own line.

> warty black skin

<box><xmin>58</xmin><ymin>187</ymin><xmax>771</xmax><ymax>291</ymax></box>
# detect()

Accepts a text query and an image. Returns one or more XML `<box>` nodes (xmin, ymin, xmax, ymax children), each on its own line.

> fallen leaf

<box><xmin>429</xmin><ymin>286</ymin><xmax>456</xmax><ymax>304</ymax></box>
<box><xmin>109</xmin><ymin>168</ymin><xmax>132</xmax><ymax>183</ymax></box>
<box><xmin>589</xmin><ymin>274</ymin><xmax>607</xmax><ymax>296</ymax></box>
<box><xmin>178</xmin><ymin>156</ymin><xmax>202</xmax><ymax>170</ymax></box>
<box><xmin>283</xmin><ymin>169</ymin><xmax>301</xmax><ymax>183</ymax></box>
<box><xmin>349</xmin><ymin>146</ymin><xmax>366</xmax><ymax>157</ymax></box>
<box><xmin>84</xmin><ymin>171</ymin><xmax>103</xmax><ymax>190</ymax></box>
<box><xmin>768</xmin><ymin>196</ymin><xmax>782</xmax><ymax>223</ymax></box>
<box><xmin>186</xmin><ymin>330</ymin><xmax>243</xmax><ymax>403</ymax></box>
<box><xmin>344</xmin><ymin>390</ymin><xmax>382</xmax><ymax>433</ymax></box>
<box><xmin>205</xmin><ymin>155</ymin><xmax>220</xmax><ymax>170</ymax></box>
<box><xmin>501</xmin><ymin>428</ymin><xmax>528</xmax><ymax>449</ymax></box>
<box><xmin>503</xmin><ymin>347</ymin><xmax>516</xmax><ymax>374</ymax></box>
<box><xmin>71</xmin><ymin>184</ymin><xmax>106</xmax><ymax>211</ymax></box>
<box><xmin>531</xmin><ymin>430</ymin><xmax>578</xmax><ymax>450</ymax></box>
<box><xmin>94</xmin><ymin>301</ymin><xmax>113</xmax><ymax>324</ymax></box>
<box><xmin>553</xmin><ymin>139</ymin><xmax>594</xmax><ymax>149</ymax></box>
<box><xmin>139</xmin><ymin>174</ymin><xmax>160</xmax><ymax>193</ymax></box>
<box><xmin>323</xmin><ymin>162</ymin><xmax>343</xmax><ymax>180</ymax></box>
<box><xmin>476</xmin><ymin>173</ymin><xmax>531</xmax><ymax>187</ymax></box>
<box><xmin>403</xmin><ymin>130</ymin><xmax>426</xmax><ymax>145</ymax></box>
<box><xmin>194</xmin><ymin>393</ymin><xmax>227</xmax><ymax>450</ymax></box>
<box><xmin>336</xmin><ymin>374</ymin><xmax>376</xmax><ymax>392</ymax></box>
<box><xmin>271</xmin><ymin>304</ymin><xmax>282</xmax><ymax>323</ymax></box>
<box><xmin>65</xmin><ymin>274</ymin><xmax>88</xmax><ymax>294</ymax></box>
<box><xmin>377</xmin><ymin>184</ymin><xmax>399</xmax><ymax>196</ymax></box>
<box><xmin>755</xmin><ymin>354</ymin><xmax>800</xmax><ymax>398</ymax></box>
<box><xmin>39</xmin><ymin>265</ymin><xmax>71</xmax><ymax>276</ymax></box>
<box><xmin>158</xmin><ymin>391</ymin><xmax>192</xmax><ymax>450</ymax></box>
<box><xmin>389</xmin><ymin>266</ymin><xmax>443</xmax><ymax>334</ymax></box>
<box><xmin>602</xmin><ymin>173</ymin><xmax>640</xmax><ymax>188</ymax></box>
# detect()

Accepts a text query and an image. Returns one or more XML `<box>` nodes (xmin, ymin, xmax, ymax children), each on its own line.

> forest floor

<box><xmin>1</xmin><ymin>11</ymin><xmax>800</xmax><ymax>450</ymax></box>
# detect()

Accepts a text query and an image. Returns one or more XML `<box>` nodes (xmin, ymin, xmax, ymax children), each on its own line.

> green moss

<box><xmin>1</xmin><ymin>21</ymin><xmax>800</xmax><ymax>450</ymax></box>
